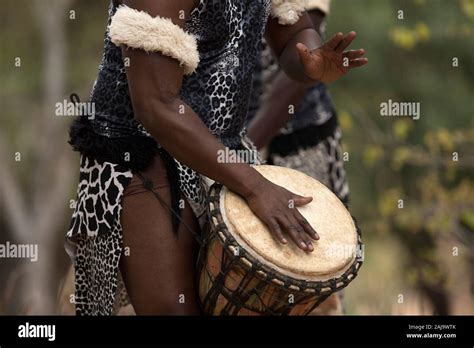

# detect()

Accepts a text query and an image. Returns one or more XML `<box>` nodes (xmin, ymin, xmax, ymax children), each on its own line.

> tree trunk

<box><xmin>0</xmin><ymin>0</ymin><xmax>75</xmax><ymax>314</ymax></box>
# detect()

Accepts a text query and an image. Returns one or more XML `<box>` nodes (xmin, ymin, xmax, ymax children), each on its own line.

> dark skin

<box><xmin>117</xmin><ymin>0</ymin><xmax>366</xmax><ymax>314</ymax></box>
<box><xmin>120</xmin><ymin>156</ymin><xmax>200</xmax><ymax>315</ymax></box>
<box><xmin>247</xmin><ymin>10</ymin><xmax>367</xmax><ymax>148</ymax></box>
<box><xmin>266</xmin><ymin>11</ymin><xmax>367</xmax><ymax>83</ymax></box>
<box><xmin>248</xmin><ymin>10</ymin><xmax>324</xmax><ymax>149</ymax></box>
<box><xmin>248</xmin><ymin>10</ymin><xmax>364</xmax><ymax>314</ymax></box>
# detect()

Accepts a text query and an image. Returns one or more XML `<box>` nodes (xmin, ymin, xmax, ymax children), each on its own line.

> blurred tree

<box><xmin>0</xmin><ymin>0</ymin><xmax>75</xmax><ymax>314</ymax></box>
<box><xmin>341</xmin><ymin>103</ymin><xmax>473</xmax><ymax>314</ymax></box>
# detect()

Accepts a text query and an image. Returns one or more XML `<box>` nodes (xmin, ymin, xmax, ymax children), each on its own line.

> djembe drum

<box><xmin>198</xmin><ymin>165</ymin><xmax>363</xmax><ymax>315</ymax></box>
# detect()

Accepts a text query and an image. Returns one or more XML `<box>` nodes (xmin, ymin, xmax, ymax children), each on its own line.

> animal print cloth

<box><xmin>67</xmin><ymin>136</ymin><xmax>261</xmax><ymax>315</ymax></box>
<box><xmin>66</xmin><ymin>156</ymin><xmax>132</xmax><ymax>315</ymax></box>
<box><xmin>267</xmin><ymin>122</ymin><xmax>350</xmax><ymax>205</ymax></box>
<box><xmin>70</xmin><ymin>0</ymin><xmax>272</xmax><ymax>218</ymax></box>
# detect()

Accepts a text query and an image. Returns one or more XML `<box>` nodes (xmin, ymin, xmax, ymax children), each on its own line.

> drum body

<box><xmin>198</xmin><ymin>165</ymin><xmax>363</xmax><ymax>315</ymax></box>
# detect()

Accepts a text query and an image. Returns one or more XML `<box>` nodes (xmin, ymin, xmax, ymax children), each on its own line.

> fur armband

<box><xmin>305</xmin><ymin>0</ymin><xmax>331</xmax><ymax>14</ymax></box>
<box><xmin>109</xmin><ymin>6</ymin><xmax>199</xmax><ymax>75</ymax></box>
<box><xmin>271</xmin><ymin>0</ymin><xmax>306</xmax><ymax>25</ymax></box>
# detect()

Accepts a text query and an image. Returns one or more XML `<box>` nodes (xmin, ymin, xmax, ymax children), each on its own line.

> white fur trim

<box><xmin>305</xmin><ymin>0</ymin><xmax>331</xmax><ymax>14</ymax></box>
<box><xmin>109</xmin><ymin>6</ymin><xmax>199</xmax><ymax>75</ymax></box>
<box><xmin>271</xmin><ymin>0</ymin><xmax>306</xmax><ymax>25</ymax></box>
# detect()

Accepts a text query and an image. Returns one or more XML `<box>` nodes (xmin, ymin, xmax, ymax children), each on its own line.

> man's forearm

<box><xmin>249</xmin><ymin>10</ymin><xmax>327</xmax><ymax>148</ymax></box>
<box><xmin>247</xmin><ymin>71</ymin><xmax>309</xmax><ymax>149</ymax></box>
<box><xmin>265</xmin><ymin>12</ymin><xmax>323</xmax><ymax>82</ymax></box>
<box><xmin>279</xmin><ymin>27</ymin><xmax>322</xmax><ymax>82</ymax></box>
<box><xmin>137</xmin><ymin>96</ymin><xmax>264</xmax><ymax>198</ymax></box>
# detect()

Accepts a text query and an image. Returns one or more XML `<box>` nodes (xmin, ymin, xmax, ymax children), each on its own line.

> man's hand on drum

<box><xmin>296</xmin><ymin>31</ymin><xmax>368</xmax><ymax>84</ymax></box>
<box><xmin>243</xmin><ymin>178</ymin><xmax>319</xmax><ymax>252</ymax></box>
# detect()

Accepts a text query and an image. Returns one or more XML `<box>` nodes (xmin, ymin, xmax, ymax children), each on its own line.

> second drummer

<box><xmin>247</xmin><ymin>0</ymin><xmax>351</xmax><ymax>315</ymax></box>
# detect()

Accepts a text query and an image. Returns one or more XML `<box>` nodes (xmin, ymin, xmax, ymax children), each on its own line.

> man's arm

<box><xmin>265</xmin><ymin>12</ymin><xmax>322</xmax><ymax>83</ymax></box>
<box><xmin>265</xmin><ymin>3</ymin><xmax>367</xmax><ymax>83</ymax></box>
<box><xmin>119</xmin><ymin>0</ymin><xmax>261</xmax><ymax>198</ymax></box>
<box><xmin>249</xmin><ymin>10</ymin><xmax>326</xmax><ymax>149</ymax></box>
<box><xmin>115</xmin><ymin>0</ymin><xmax>319</xmax><ymax>250</ymax></box>
<box><xmin>248</xmin><ymin>3</ymin><xmax>367</xmax><ymax>148</ymax></box>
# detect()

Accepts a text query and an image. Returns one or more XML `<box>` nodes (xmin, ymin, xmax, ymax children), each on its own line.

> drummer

<box><xmin>66</xmin><ymin>0</ymin><xmax>367</xmax><ymax>315</ymax></box>
<box><xmin>247</xmin><ymin>0</ymin><xmax>352</xmax><ymax>314</ymax></box>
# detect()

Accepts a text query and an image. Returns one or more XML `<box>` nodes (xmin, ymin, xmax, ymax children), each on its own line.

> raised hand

<box><xmin>296</xmin><ymin>31</ymin><xmax>368</xmax><ymax>84</ymax></box>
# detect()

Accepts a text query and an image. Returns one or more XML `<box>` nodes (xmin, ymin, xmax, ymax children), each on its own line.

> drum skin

<box><xmin>223</xmin><ymin>165</ymin><xmax>358</xmax><ymax>279</ymax></box>
<box><xmin>198</xmin><ymin>165</ymin><xmax>363</xmax><ymax>315</ymax></box>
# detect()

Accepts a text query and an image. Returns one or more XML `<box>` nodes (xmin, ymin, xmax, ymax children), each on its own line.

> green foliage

<box><xmin>460</xmin><ymin>210</ymin><xmax>474</xmax><ymax>231</ymax></box>
<box><xmin>390</xmin><ymin>21</ymin><xmax>431</xmax><ymax>50</ymax></box>
<box><xmin>330</xmin><ymin>0</ymin><xmax>474</xmax><ymax>313</ymax></box>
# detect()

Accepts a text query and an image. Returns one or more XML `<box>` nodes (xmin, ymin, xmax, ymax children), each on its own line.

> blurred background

<box><xmin>0</xmin><ymin>0</ymin><xmax>473</xmax><ymax>315</ymax></box>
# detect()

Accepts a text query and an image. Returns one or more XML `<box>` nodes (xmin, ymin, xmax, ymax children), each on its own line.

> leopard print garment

<box><xmin>66</xmin><ymin>156</ymin><xmax>132</xmax><ymax>315</ymax></box>
<box><xmin>177</xmin><ymin>0</ymin><xmax>272</xmax><ymax>215</ymax></box>
<box><xmin>269</xmin><ymin>126</ymin><xmax>349</xmax><ymax>205</ymax></box>
<box><xmin>80</xmin><ymin>0</ymin><xmax>272</xmax><ymax>217</ymax></box>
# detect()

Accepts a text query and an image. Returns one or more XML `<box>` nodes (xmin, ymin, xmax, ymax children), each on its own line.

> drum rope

<box><xmin>201</xmin><ymin>241</ymin><xmax>236</xmax><ymax>312</ymax></box>
<box><xmin>202</xmin><ymin>186</ymin><xmax>364</xmax><ymax>315</ymax></box>
<box><xmin>135</xmin><ymin>172</ymin><xmax>205</xmax><ymax>247</ymax></box>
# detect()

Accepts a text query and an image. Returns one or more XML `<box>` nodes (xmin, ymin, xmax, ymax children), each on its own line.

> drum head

<box><xmin>220</xmin><ymin>165</ymin><xmax>358</xmax><ymax>281</ymax></box>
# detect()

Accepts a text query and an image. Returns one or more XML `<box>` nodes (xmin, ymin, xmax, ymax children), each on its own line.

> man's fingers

<box><xmin>287</xmin><ymin>215</ymin><xmax>314</xmax><ymax>251</ymax></box>
<box><xmin>335</xmin><ymin>31</ymin><xmax>357</xmax><ymax>53</ymax></box>
<box><xmin>343</xmin><ymin>49</ymin><xmax>365</xmax><ymax>60</ymax></box>
<box><xmin>292</xmin><ymin>195</ymin><xmax>313</xmax><ymax>206</ymax></box>
<box><xmin>295</xmin><ymin>212</ymin><xmax>319</xmax><ymax>241</ymax></box>
<box><xmin>266</xmin><ymin>218</ymin><xmax>287</xmax><ymax>244</ymax></box>
<box><xmin>325</xmin><ymin>32</ymin><xmax>344</xmax><ymax>50</ymax></box>
<box><xmin>294</xmin><ymin>221</ymin><xmax>314</xmax><ymax>251</ymax></box>
<box><xmin>349</xmin><ymin>58</ymin><xmax>369</xmax><ymax>68</ymax></box>
<box><xmin>290</xmin><ymin>195</ymin><xmax>318</xmax><ymax>241</ymax></box>
<box><xmin>277</xmin><ymin>216</ymin><xmax>308</xmax><ymax>251</ymax></box>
